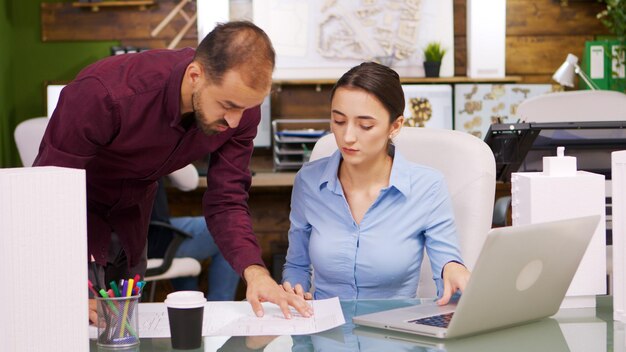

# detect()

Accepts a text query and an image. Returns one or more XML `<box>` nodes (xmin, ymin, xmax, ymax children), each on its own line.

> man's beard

<box><xmin>192</xmin><ymin>91</ymin><xmax>229</xmax><ymax>136</ymax></box>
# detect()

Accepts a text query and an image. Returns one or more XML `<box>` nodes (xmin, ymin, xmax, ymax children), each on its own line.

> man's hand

<box><xmin>244</xmin><ymin>265</ymin><xmax>314</xmax><ymax>319</ymax></box>
<box><xmin>437</xmin><ymin>261</ymin><xmax>471</xmax><ymax>306</ymax></box>
<box><xmin>280</xmin><ymin>281</ymin><xmax>313</xmax><ymax>300</ymax></box>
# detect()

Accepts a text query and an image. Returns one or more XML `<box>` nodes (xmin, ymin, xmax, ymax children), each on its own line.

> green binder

<box><xmin>582</xmin><ymin>39</ymin><xmax>626</xmax><ymax>92</ymax></box>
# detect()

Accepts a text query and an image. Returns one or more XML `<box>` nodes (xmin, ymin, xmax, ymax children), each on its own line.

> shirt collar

<box><xmin>318</xmin><ymin>146</ymin><xmax>412</xmax><ymax>198</ymax></box>
<box><xmin>319</xmin><ymin>150</ymin><xmax>344</xmax><ymax>195</ymax></box>
<box><xmin>388</xmin><ymin>147</ymin><xmax>412</xmax><ymax>198</ymax></box>
<box><xmin>165</xmin><ymin>49</ymin><xmax>195</xmax><ymax>129</ymax></box>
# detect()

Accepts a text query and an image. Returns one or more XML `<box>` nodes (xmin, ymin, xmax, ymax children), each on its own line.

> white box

<box><xmin>0</xmin><ymin>167</ymin><xmax>88</xmax><ymax>351</ymax></box>
<box><xmin>466</xmin><ymin>0</ymin><xmax>506</xmax><ymax>78</ymax></box>
<box><xmin>613</xmin><ymin>151</ymin><xmax>626</xmax><ymax>321</ymax></box>
<box><xmin>511</xmin><ymin>170</ymin><xmax>606</xmax><ymax>308</ymax></box>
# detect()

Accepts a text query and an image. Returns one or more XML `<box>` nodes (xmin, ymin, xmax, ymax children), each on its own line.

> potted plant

<box><xmin>423</xmin><ymin>42</ymin><xmax>446</xmax><ymax>78</ymax></box>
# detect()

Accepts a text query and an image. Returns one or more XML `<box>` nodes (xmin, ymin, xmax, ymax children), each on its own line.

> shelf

<box><xmin>72</xmin><ymin>1</ymin><xmax>154</xmax><ymax>12</ymax></box>
<box><xmin>272</xmin><ymin>76</ymin><xmax>524</xmax><ymax>86</ymax></box>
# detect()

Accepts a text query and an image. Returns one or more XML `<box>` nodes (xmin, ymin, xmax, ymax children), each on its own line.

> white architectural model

<box><xmin>613</xmin><ymin>151</ymin><xmax>626</xmax><ymax>321</ymax></box>
<box><xmin>512</xmin><ymin>148</ymin><xmax>606</xmax><ymax>309</ymax></box>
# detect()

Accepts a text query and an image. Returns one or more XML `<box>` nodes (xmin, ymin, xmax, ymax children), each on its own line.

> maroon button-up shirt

<box><xmin>34</xmin><ymin>48</ymin><xmax>264</xmax><ymax>274</ymax></box>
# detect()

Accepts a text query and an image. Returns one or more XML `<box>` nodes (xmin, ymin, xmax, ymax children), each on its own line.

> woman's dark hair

<box><xmin>194</xmin><ymin>21</ymin><xmax>275</xmax><ymax>90</ymax></box>
<box><xmin>330</xmin><ymin>62</ymin><xmax>405</xmax><ymax>123</ymax></box>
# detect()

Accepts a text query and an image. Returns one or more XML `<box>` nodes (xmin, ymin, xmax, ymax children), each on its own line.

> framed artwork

<box><xmin>253</xmin><ymin>0</ymin><xmax>454</xmax><ymax>80</ymax></box>
<box><xmin>402</xmin><ymin>84</ymin><xmax>453</xmax><ymax>129</ymax></box>
<box><xmin>454</xmin><ymin>84</ymin><xmax>560</xmax><ymax>139</ymax></box>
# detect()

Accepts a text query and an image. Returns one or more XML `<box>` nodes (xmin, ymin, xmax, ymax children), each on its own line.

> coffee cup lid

<box><xmin>164</xmin><ymin>291</ymin><xmax>207</xmax><ymax>309</ymax></box>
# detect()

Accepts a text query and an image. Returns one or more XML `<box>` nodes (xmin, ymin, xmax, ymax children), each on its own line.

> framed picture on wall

<box><xmin>253</xmin><ymin>0</ymin><xmax>454</xmax><ymax>80</ymax></box>
<box><xmin>454</xmin><ymin>84</ymin><xmax>560</xmax><ymax>139</ymax></box>
<box><xmin>402</xmin><ymin>84</ymin><xmax>453</xmax><ymax>129</ymax></box>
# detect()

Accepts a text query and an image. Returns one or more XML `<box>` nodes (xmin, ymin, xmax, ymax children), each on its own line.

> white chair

<box><xmin>13</xmin><ymin>117</ymin><xmax>202</xmax><ymax>301</ymax></box>
<box><xmin>517</xmin><ymin>90</ymin><xmax>626</xmax><ymax>123</ymax></box>
<box><xmin>309</xmin><ymin>127</ymin><xmax>496</xmax><ymax>297</ymax></box>
<box><xmin>14</xmin><ymin>117</ymin><xmax>49</xmax><ymax>167</ymax></box>
<box><xmin>516</xmin><ymin>90</ymin><xmax>626</xmax><ymax>293</ymax></box>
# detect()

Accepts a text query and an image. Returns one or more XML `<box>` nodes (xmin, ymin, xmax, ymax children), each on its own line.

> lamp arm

<box><xmin>574</xmin><ymin>64</ymin><xmax>599</xmax><ymax>90</ymax></box>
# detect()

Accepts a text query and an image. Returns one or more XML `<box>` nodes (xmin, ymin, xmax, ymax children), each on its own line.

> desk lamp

<box><xmin>552</xmin><ymin>53</ymin><xmax>599</xmax><ymax>90</ymax></box>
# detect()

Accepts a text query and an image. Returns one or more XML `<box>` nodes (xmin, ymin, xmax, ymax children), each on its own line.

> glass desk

<box><xmin>91</xmin><ymin>295</ymin><xmax>620</xmax><ymax>351</ymax></box>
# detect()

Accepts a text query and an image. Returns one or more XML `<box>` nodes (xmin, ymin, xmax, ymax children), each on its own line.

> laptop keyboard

<box><xmin>407</xmin><ymin>313</ymin><xmax>454</xmax><ymax>328</ymax></box>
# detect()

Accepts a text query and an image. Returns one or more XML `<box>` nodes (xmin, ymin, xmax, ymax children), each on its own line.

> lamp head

<box><xmin>552</xmin><ymin>53</ymin><xmax>579</xmax><ymax>88</ymax></box>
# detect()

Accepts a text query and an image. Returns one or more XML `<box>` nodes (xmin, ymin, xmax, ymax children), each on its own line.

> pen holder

<box><xmin>96</xmin><ymin>295</ymin><xmax>140</xmax><ymax>348</ymax></box>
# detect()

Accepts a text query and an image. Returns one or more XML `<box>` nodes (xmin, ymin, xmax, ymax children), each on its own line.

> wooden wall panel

<box><xmin>506</xmin><ymin>35</ymin><xmax>595</xmax><ymax>76</ymax></box>
<box><xmin>454</xmin><ymin>0</ymin><xmax>606</xmax><ymax>36</ymax></box>
<box><xmin>41</xmin><ymin>1</ymin><xmax>197</xmax><ymax>44</ymax></box>
<box><xmin>453</xmin><ymin>0</ymin><xmax>606</xmax><ymax>82</ymax></box>
<box><xmin>270</xmin><ymin>85</ymin><xmax>332</xmax><ymax>119</ymax></box>
<box><xmin>506</xmin><ymin>0</ymin><xmax>607</xmax><ymax>36</ymax></box>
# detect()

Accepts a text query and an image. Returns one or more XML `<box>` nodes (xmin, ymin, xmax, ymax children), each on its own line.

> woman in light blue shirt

<box><xmin>281</xmin><ymin>62</ymin><xmax>470</xmax><ymax>304</ymax></box>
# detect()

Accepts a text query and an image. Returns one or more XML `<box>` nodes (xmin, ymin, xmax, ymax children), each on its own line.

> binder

<box><xmin>582</xmin><ymin>39</ymin><xmax>626</xmax><ymax>92</ymax></box>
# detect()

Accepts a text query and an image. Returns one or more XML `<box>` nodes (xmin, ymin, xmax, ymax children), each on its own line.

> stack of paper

<box><xmin>0</xmin><ymin>167</ymin><xmax>88</xmax><ymax>351</ymax></box>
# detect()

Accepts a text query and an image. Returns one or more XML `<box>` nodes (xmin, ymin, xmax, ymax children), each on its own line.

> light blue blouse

<box><xmin>282</xmin><ymin>149</ymin><xmax>464</xmax><ymax>299</ymax></box>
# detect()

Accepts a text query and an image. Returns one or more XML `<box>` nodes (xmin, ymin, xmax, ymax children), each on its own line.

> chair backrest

<box><xmin>310</xmin><ymin>127</ymin><xmax>496</xmax><ymax>297</ymax></box>
<box><xmin>517</xmin><ymin>90</ymin><xmax>626</xmax><ymax>122</ymax></box>
<box><xmin>14</xmin><ymin>117</ymin><xmax>49</xmax><ymax>167</ymax></box>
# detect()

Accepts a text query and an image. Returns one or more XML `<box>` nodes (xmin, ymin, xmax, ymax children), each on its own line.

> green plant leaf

<box><xmin>423</xmin><ymin>42</ymin><xmax>446</xmax><ymax>62</ymax></box>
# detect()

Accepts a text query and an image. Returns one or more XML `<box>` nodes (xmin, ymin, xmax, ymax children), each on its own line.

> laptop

<box><xmin>353</xmin><ymin>318</ymin><xmax>569</xmax><ymax>352</ymax></box>
<box><xmin>352</xmin><ymin>215</ymin><xmax>601</xmax><ymax>339</ymax></box>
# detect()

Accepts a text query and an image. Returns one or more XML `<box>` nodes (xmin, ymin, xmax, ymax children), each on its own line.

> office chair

<box><xmin>516</xmin><ymin>90</ymin><xmax>626</xmax><ymax>293</ymax></box>
<box><xmin>492</xmin><ymin>196</ymin><xmax>512</xmax><ymax>227</ymax></box>
<box><xmin>13</xmin><ymin>117</ymin><xmax>202</xmax><ymax>301</ymax></box>
<box><xmin>309</xmin><ymin>127</ymin><xmax>496</xmax><ymax>297</ymax></box>
<box><xmin>144</xmin><ymin>221</ymin><xmax>202</xmax><ymax>301</ymax></box>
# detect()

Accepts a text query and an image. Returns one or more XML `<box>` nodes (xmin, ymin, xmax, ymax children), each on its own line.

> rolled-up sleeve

<box><xmin>282</xmin><ymin>172</ymin><xmax>313</xmax><ymax>292</ymax></box>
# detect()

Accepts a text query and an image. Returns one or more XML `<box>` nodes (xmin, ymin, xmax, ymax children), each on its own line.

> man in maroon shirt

<box><xmin>34</xmin><ymin>21</ymin><xmax>311</xmax><ymax>320</ymax></box>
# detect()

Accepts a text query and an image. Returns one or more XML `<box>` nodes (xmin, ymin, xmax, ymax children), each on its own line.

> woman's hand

<box><xmin>280</xmin><ymin>281</ymin><xmax>313</xmax><ymax>300</ymax></box>
<box><xmin>437</xmin><ymin>261</ymin><xmax>471</xmax><ymax>305</ymax></box>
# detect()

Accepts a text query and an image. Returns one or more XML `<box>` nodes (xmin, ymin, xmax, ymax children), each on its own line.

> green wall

<box><xmin>0</xmin><ymin>0</ymin><xmax>15</xmax><ymax>168</ymax></box>
<box><xmin>0</xmin><ymin>0</ymin><xmax>117</xmax><ymax>167</ymax></box>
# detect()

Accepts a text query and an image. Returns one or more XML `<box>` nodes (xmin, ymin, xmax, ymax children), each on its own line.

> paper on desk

<box><xmin>135</xmin><ymin>297</ymin><xmax>344</xmax><ymax>337</ymax></box>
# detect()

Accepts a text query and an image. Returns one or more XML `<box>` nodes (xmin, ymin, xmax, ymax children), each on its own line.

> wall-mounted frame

<box><xmin>252</xmin><ymin>0</ymin><xmax>454</xmax><ymax>80</ymax></box>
